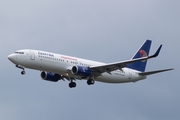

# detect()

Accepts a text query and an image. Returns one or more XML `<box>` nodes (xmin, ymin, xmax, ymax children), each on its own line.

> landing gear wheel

<box><xmin>21</xmin><ymin>71</ymin><xmax>26</xmax><ymax>75</ymax></box>
<box><xmin>69</xmin><ymin>82</ymin><xmax>76</xmax><ymax>88</ymax></box>
<box><xmin>87</xmin><ymin>79</ymin><xmax>95</xmax><ymax>85</ymax></box>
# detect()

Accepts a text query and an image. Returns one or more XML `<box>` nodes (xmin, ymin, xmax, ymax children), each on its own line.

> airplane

<box><xmin>8</xmin><ymin>40</ymin><xmax>173</xmax><ymax>88</ymax></box>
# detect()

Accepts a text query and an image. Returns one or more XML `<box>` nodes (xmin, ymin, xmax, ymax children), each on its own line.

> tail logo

<box><xmin>139</xmin><ymin>50</ymin><xmax>147</xmax><ymax>62</ymax></box>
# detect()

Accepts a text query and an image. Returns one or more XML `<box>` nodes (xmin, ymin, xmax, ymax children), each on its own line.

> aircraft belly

<box><xmin>94</xmin><ymin>72</ymin><xmax>144</xmax><ymax>83</ymax></box>
<box><xmin>94</xmin><ymin>73</ymin><xmax>128</xmax><ymax>83</ymax></box>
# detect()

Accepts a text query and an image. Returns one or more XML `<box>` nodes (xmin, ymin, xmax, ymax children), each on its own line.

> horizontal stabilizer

<box><xmin>139</xmin><ymin>68</ymin><xmax>174</xmax><ymax>76</ymax></box>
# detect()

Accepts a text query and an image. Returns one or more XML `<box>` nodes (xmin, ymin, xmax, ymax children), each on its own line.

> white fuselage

<box><xmin>8</xmin><ymin>49</ymin><xmax>146</xmax><ymax>83</ymax></box>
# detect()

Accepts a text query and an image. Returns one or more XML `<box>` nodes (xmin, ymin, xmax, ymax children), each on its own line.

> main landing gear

<box><xmin>69</xmin><ymin>80</ymin><xmax>76</xmax><ymax>88</ymax></box>
<box><xmin>68</xmin><ymin>79</ymin><xmax>95</xmax><ymax>88</ymax></box>
<box><xmin>16</xmin><ymin>64</ymin><xmax>26</xmax><ymax>75</ymax></box>
<box><xmin>87</xmin><ymin>79</ymin><xmax>95</xmax><ymax>85</ymax></box>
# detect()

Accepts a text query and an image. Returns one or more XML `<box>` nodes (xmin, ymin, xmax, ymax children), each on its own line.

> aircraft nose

<box><xmin>8</xmin><ymin>54</ymin><xmax>16</xmax><ymax>62</ymax></box>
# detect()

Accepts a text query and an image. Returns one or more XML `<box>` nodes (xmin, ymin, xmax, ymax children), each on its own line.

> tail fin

<box><xmin>127</xmin><ymin>40</ymin><xmax>152</xmax><ymax>72</ymax></box>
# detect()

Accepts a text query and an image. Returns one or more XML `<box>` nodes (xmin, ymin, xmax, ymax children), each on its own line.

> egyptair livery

<box><xmin>8</xmin><ymin>40</ymin><xmax>173</xmax><ymax>88</ymax></box>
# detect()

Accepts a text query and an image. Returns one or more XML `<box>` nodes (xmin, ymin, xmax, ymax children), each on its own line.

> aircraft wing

<box><xmin>90</xmin><ymin>45</ymin><xmax>162</xmax><ymax>73</ymax></box>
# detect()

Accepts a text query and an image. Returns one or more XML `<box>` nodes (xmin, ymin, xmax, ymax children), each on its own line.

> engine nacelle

<box><xmin>71</xmin><ymin>66</ymin><xmax>91</xmax><ymax>76</ymax></box>
<box><xmin>41</xmin><ymin>71</ymin><xmax>61</xmax><ymax>82</ymax></box>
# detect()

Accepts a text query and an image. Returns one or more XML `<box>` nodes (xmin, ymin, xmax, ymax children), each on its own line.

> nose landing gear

<box><xmin>16</xmin><ymin>64</ymin><xmax>26</xmax><ymax>75</ymax></box>
<box><xmin>21</xmin><ymin>70</ymin><xmax>26</xmax><ymax>75</ymax></box>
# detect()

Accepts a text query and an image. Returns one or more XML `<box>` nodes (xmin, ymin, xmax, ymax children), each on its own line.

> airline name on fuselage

<box><xmin>38</xmin><ymin>51</ymin><xmax>77</xmax><ymax>61</ymax></box>
<box><xmin>60</xmin><ymin>56</ymin><xmax>77</xmax><ymax>61</ymax></box>
<box><xmin>38</xmin><ymin>52</ymin><xmax>54</xmax><ymax>57</ymax></box>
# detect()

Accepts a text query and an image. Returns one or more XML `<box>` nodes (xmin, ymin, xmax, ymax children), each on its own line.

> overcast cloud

<box><xmin>0</xmin><ymin>0</ymin><xmax>179</xmax><ymax>120</ymax></box>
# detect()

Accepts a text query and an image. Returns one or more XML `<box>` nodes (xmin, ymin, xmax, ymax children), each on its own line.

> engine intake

<box><xmin>72</xmin><ymin>66</ymin><xmax>91</xmax><ymax>76</ymax></box>
<box><xmin>41</xmin><ymin>71</ymin><xmax>61</xmax><ymax>82</ymax></box>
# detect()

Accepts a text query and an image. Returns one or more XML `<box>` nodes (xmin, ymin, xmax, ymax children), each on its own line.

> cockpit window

<box><xmin>15</xmin><ymin>52</ymin><xmax>24</xmax><ymax>54</ymax></box>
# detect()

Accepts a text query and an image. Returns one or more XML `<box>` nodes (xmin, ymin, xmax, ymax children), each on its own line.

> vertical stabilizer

<box><xmin>127</xmin><ymin>40</ymin><xmax>152</xmax><ymax>72</ymax></box>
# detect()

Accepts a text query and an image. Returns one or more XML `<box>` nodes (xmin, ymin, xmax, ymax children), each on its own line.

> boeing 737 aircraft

<box><xmin>8</xmin><ymin>40</ymin><xmax>173</xmax><ymax>88</ymax></box>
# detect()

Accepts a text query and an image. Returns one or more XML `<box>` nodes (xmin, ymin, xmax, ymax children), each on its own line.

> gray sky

<box><xmin>0</xmin><ymin>0</ymin><xmax>179</xmax><ymax>120</ymax></box>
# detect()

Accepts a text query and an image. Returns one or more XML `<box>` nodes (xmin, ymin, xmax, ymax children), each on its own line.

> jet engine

<box><xmin>41</xmin><ymin>71</ymin><xmax>62</xmax><ymax>82</ymax></box>
<box><xmin>71</xmin><ymin>66</ymin><xmax>91</xmax><ymax>76</ymax></box>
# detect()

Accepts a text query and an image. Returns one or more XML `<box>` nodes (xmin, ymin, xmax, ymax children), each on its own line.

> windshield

<box><xmin>15</xmin><ymin>52</ymin><xmax>24</xmax><ymax>54</ymax></box>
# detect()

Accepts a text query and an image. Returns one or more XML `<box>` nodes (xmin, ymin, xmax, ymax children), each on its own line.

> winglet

<box><xmin>151</xmin><ymin>44</ymin><xmax>162</xmax><ymax>58</ymax></box>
